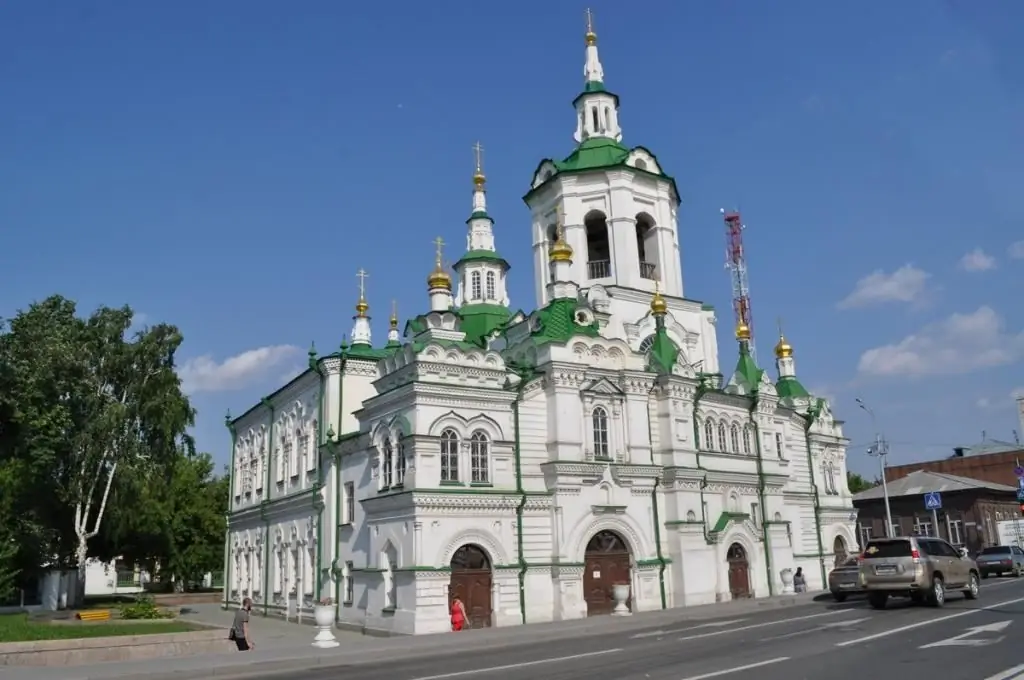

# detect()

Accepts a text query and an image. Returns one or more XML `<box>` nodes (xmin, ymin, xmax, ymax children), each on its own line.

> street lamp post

<box><xmin>856</xmin><ymin>398</ymin><xmax>894</xmax><ymax>538</ymax></box>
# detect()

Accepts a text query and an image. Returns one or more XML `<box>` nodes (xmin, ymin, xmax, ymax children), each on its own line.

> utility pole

<box><xmin>856</xmin><ymin>398</ymin><xmax>894</xmax><ymax>538</ymax></box>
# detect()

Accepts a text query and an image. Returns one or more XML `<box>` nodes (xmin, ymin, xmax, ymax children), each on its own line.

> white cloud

<box><xmin>837</xmin><ymin>264</ymin><xmax>931</xmax><ymax>309</ymax></box>
<box><xmin>958</xmin><ymin>248</ymin><xmax>996</xmax><ymax>272</ymax></box>
<box><xmin>857</xmin><ymin>306</ymin><xmax>1024</xmax><ymax>377</ymax></box>
<box><xmin>1013</xmin><ymin>387</ymin><xmax>1024</xmax><ymax>399</ymax></box>
<box><xmin>976</xmin><ymin>397</ymin><xmax>992</xmax><ymax>409</ymax></box>
<box><xmin>1010</xmin><ymin>241</ymin><xmax>1024</xmax><ymax>260</ymax></box>
<box><xmin>178</xmin><ymin>345</ymin><xmax>301</xmax><ymax>393</ymax></box>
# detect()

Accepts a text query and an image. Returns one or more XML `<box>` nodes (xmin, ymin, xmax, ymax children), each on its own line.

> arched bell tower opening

<box><xmin>584</xmin><ymin>210</ymin><xmax>611</xmax><ymax>280</ymax></box>
<box><xmin>635</xmin><ymin>212</ymin><xmax>660</xmax><ymax>281</ymax></box>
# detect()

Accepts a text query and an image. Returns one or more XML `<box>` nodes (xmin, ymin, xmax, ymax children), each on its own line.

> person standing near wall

<box><xmin>230</xmin><ymin>597</ymin><xmax>255</xmax><ymax>651</ymax></box>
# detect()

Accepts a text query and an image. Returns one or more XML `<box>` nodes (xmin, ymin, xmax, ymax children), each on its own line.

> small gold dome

<box><xmin>735</xmin><ymin>322</ymin><xmax>751</xmax><ymax>341</ymax></box>
<box><xmin>549</xmin><ymin>237</ymin><xmax>574</xmax><ymax>263</ymax></box>
<box><xmin>355</xmin><ymin>298</ymin><xmax>369</xmax><ymax>316</ymax></box>
<box><xmin>650</xmin><ymin>290</ymin><xmax>668</xmax><ymax>316</ymax></box>
<box><xmin>427</xmin><ymin>266</ymin><xmax>452</xmax><ymax>291</ymax></box>
<box><xmin>774</xmin><ymin>335</ymin><xmax>793</xmax><ymax>359</ymax></box>
<box><xmin>473</xmin><ymin>171</ymin><xmax>486</xmax><ymax>189</ymax></box>
<box><xmin>585</xmin><ymin>31</ymin><xmax>597</xmax><ymax>46</ymax></box>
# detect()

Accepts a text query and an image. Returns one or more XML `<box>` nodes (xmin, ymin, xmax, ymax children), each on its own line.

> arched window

<box><xmin>485</xmin><ymin>271</ymin><xmax>496</xmax><ymax>300</ymax></box>
<box><xmin>471</xmin><ymin>271</ymin><xmax>482</xmax><ymax>300</ymax></box>
<box><xmin>592</xmin><ymin>406</ymin><xmax>610</xmax><ymax>459</ymax></box>
<box><xmin>635</xmin><ymin>213</ymin><xmax>657</xmax><ymax>280</ymax></box>
<box><xmin>396</xmin><ymin>440</ymin><xmax>406</xmax><ymax>486</ymax></box>
<box><xmin>742</xmin><ymin>426</ymin><xmax>752</xmax><ymax>455</ymax></box>
<box><xmin>440</xmin><ymin>429</ymin><xmax>459</xmax><ymax>482</ymax></box>
<box><xmin>638</xmin><ymin>335</ymin><xmax>655</xmax><ymax>354</ymax></box>
<box><xmin>824</xmin><ymin>464</ymin><xmax>837</xmax><ymax>495</ymax></box>
<box><xmin>730</xmin><ymin>424</ymin><xmax>741</xmax><ymax>453</ymax></box>
<box><xmin>717</xmin><ymin>423</ymin><xmax>728</xmax><ymax>452</ymax></box>
<box><xmin>584</xmin><ymin>210</ymin><xmax>611</xmax><ymax>279</ymax></box>
<box><xmin>381</xmin><ymin>438</ymin><xmax>393</xmax><ymax>490</ymax></box>
<box><xmin>470</xmin><ymin>431</ymin><xmax>489</xmax><ymax>483</ymax></box>
<box><xmin>704</xmin><ymin>419</ymin><xmax>715</xmax><ymax>451</ymax></box>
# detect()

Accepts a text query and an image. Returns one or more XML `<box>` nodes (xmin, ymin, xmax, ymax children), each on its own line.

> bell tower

<box><xmin>524</xmin><ymin>11</ymin><xmax>684</xmax><ymax>320</ymax></box>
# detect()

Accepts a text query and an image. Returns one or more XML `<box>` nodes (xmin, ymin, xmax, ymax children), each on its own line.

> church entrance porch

<box><xmin>448</xmin><ymin>544</ymin><xmax>492</xmax><ymax>629</ymax></box>
<box><xmin>583</xmin><ymin>530</ymin><xmax>632</xmax><ymax>616</ymax></box>
<box><xmin>727</xmin><ymin>543</ymin><xmax>751</xmax><ymax>599</ymax></box>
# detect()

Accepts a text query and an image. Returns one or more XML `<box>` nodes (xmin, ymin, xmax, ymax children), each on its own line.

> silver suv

<box><xmin>860</xmin><ymin>535</ymin><xmax>980</xmax><ymax>609</ymax></box>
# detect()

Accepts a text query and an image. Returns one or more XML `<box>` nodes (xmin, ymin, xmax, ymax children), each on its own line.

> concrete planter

<box><xmin>611</xmin><ymin>584</ymin><xmax>631</xmax><ymax>616</ymax></box>
<box><xmin>311</xmin><ymin>605</ymin><xmax>339</xmax><ymax>648</ymax></box>
<box><xmin>780</xmin><ymin>568</ymin><xmax>794</xmax><ymax>594</ymax></box>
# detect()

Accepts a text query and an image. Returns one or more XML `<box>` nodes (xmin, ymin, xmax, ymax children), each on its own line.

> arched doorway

<box><xmin>833</xmin><ymin>536</ymin><xmax>848</xmax><ymax>566</ymax></box>
<box><xmin>449</xmin><ymin>545</ymin><xmax>492</xmax><ymax>629</ymax></box>
<box><xmin>727</xmin><ymin>543</ymin><xmax>751</xmax><ymax>599</ymax></box>
<box><xmin>583</xmin><ymin>530</ymin><xmax>632</xmax><ymax>616</ymax></box>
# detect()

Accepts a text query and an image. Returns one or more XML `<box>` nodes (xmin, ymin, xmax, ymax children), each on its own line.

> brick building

<box><xmin>852</xmin><ymin>469</ymin><xmax>1019</xmax><ymax>555</ymax></box>
<box><xmin>885</xmin><ymin>439</ymin><xmax>1024</xmax><ymax>489</ymax></box>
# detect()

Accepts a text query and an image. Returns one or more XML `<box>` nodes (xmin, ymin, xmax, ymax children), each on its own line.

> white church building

<box><xmin>223</xmin><ymin>17</ymin><xmax>858</xmax><ymax>635</ymax></box>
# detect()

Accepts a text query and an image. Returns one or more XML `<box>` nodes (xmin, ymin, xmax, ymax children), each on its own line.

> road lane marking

<box><xmin>762</xmin><ymin>617</ymin><xmax>869</xmax><ymax>641</ymax></box>
<box><xmin>679</xmin><ymin>657</ymin><xmax>790</xmax><ymax>680</ymax></box>
<box><xmin>983</xmin><ymin>663</ymin><xmax>1024</xmax><ymax>680</ymax></box>
<box><xmin>835</xmin><ymin>595</ymin><xmax>1024</xmax><ymax>647</ymax></box>
<box><xmin>408</xmin><ymin>648</ymin><xmax>623</xmax><ymax>680</ymax></box>
<box><xmin>919</xmin><ymin>620</ymin><xmax>1011</xmax><ymax>648</ymax></box>
<box><xmin>677</xmin><ymin>609</ymin><xmax>851</xmax><ymax>642</ymax></box>
<box><xmin>631</xmin><ymin>618</ymin><xmax>748</xmax><ymax>638</ymax></box>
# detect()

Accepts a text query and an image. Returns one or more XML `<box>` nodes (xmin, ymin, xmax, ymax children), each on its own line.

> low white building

<box><xmin>223</xmin><ymin>18</ymin><xmax>857</xmax><ymax>634</ymax></box>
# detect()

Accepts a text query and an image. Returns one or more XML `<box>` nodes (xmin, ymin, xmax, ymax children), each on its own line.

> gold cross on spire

<box><xmin>390</xmin><ymin>299</ymin><xmax>398</xmax><ymax>326</ymax></box>
<box><xmin>585</xmin><ymin>8</ymin><xmax>597</xmax><ymax>44</ymax></box>
<box><xmin>356</xmin><ymin>268</ymin><xmax>369</xmax><ymax>298</ymax></box>
<box><xmin>473</xmin><ymin>141</ymin><xmax>484</xmax><ymax>175</ymax></box>
<box><xmin>776</xmin><ymin>316</ymin><xmax>784</xmax><ymax>338</ymax></box>
<box><xmin>433</xmin><ymin>237</ymin><xmax>445</xmax><ymax>266</ymax></box>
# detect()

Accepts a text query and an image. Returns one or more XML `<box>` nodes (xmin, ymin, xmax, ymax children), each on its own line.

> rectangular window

<box><xmin>344</xmin><ymin>561</ymin><xmax>354</xmax><ymax>604</ymax></box>
<box><xmin>344</xmin><ymin>482</ymin><xmax>355</xmax><ymax>524</ymax></box>
<box><xmin>890</xmin><ymin>520</ymin><xmax>902</xmax><ymax>537</ymax></box>
<box><xmin>949</xmin><ymin>520</ymin><xmax>963</xmax><ymax>545</ymax></box>
<box><xmin>750</xmin><ymin>502</ymin><xmax>760</xmax><ymax>526</ymax></box>
<box><xmin>914</xmin><ymin>516</ymin><xmax>933</xmax><ymax>536</ymax></box>
<box><xmin>859</xmin><ymin>523</ymin><xmax>873</xmax><ymax>548</ymax></box>
<box><xmin>774</xmin><ymin>432</ymin><xmax>784</xmax><ymax>458</ymax></box>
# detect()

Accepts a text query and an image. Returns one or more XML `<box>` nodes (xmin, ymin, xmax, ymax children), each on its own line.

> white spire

<box><xmin>351</xmin><ymin>269</ymin><xmax>372</xmax><ymax>346</ymax></box>
<box><xmin>573</xmin><ymin>10</ymin><xmax>622</xmax><ymax>143</ymax></box>
<box><xmin>467</xmin><ymin>141</ymin><xmax>495</xmax><ymax>252</ymax></box>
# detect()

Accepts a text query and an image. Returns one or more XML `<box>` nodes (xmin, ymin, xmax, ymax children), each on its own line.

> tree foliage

<box><xmin>847</xmin><ymin>471</ymin><xmax>877</xmax><ymax>494</ymax></box>
<box><xmin>0</xmin><ymin>295</ymin><xmax>225</xmax><ymax>597</ymax></box>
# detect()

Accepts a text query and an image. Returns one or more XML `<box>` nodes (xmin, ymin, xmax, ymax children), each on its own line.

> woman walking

<box><xmin>450</xmin><ymin>597</ymin><xmax>468</xmax><ymax>632</ymax></box>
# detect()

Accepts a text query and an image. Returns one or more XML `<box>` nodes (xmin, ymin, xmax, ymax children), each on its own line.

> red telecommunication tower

<box><xmin>722</xmin><ymin>209</ymin><xmax>756</xmax><ymax>363</ymax></box>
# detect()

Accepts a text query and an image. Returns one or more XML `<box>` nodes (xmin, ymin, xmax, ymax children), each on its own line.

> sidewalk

<box><xmin>4</xmin><ymin>591</ymin><xmax>826</xmax><ymax>680</ymax></box>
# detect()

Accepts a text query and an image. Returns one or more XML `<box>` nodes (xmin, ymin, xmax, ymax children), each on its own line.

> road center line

<box><xmin>677</xmin><ymin>609</ymin><xmax>850</xmax><ymax>642</ymax></box>
<box><xmin>835</xmin><ymin>595</ymin><xmax>1024</xmax><ymax>647</ymax></box>
<box><xmin>983</xmin><ymin>662</ymin><xmax>1024</xmax><ymax>680</ymax></box>
<box><xmin>408</xmin><ymin>648</ymin><xmax>624</xmax><ymax>680</ymax></box>
<box><xmin>679</xmin><ymin>657</ymin><xmax>790</xmax><ymax>680</ymax></box>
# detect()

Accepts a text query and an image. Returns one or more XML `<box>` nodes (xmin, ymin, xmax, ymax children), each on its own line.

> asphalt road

<box><xmin>261</xmin><ymin>577</ymin><xmax>1024</xmax><ymax>680</ymax></box>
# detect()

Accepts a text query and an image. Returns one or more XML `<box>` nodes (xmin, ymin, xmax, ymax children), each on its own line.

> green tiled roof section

<box><xmin>776</xmin><ymin>375</ymin><xmax>810</xmax><ymax>399</ymax></box>
<box><xmin>530</xmin><ymin>298</ymin><xmax>600</xmax><ymax>346</ymax></box>
<box><xmin>345</xmin><ymin>343</ymin><xmax>390</xmax><ymax>360</ymax></box>
<box><xmin>457</xmin><ymin>303</ymin><xmax>511</xmax><ymax>347</ymax></box>
<box><xmin>647</xmin><ymin>324</ymin><xmax>679</xmax><ymax>375</ymax></box>
<box><xmin>732</xmin><ymin>343</ymin><xmax>763</xmax><ymax>389</ymax></box>
<box><xmin>584</xmin><ymin>81</ymin><xmax>606</xmax><ymax>93</ymax></box>
<box><xmin>404</xmin><ymin>315</ymin><xmax>428</xmax><ymax>337</ymax></box>
<box><xmin>711</xmin><ymin>511</ymin><xmax>750</xmax><ymax>534</ymax></box>
<box><xmin>467</xmin><ymin>210</ymin><xmax>493</xmax><ymax>224</ymax></box>
<box><xmin>555</xmin><ymin>137</ymin><xmax>630</xmax><ymax>173</ymax></box>
<box><xmin>453</xmin><ymin>249</ymin><xmax>510</xmax><ymax>270</ymax></box>
<box><xmin>410</xmin><ymin>337</ymin><xmax>480</xmax><ymax>353</ymax></box>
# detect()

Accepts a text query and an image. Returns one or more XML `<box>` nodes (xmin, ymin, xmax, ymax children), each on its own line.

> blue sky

<box><xmin>2</xmin><ymin>1</ymin><xmax>1023</xmax><ymax>479</ymax></box>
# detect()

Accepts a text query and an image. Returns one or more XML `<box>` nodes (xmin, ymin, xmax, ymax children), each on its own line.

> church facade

<box><xmin>222</xmin><ymin>19</ymin><xmax>858</xmax><ymax>635</ymax></box>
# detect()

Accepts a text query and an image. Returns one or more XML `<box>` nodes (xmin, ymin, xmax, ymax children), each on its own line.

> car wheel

<box><xmin>833</xmin><ymin>593</ymin><xmax>847</xmax><ymax>603</ymax></box>
<box><xmin>964</xmin><ymin>572</ymin><xmax>979</xmax><ymax>600</ymax></box>
<box><xmin>868</xmin><ymin>592</ymin><xmax>888</xmax><ymax>610</ymax></box>
<box><xmin>1015</xmin><ymin>567</ymin><xmax>1022</xmax><ymax>578</ymax></box>
<box><xmin>929</xmin><ymin>575</ymin><xmax>945</xmax><ymax>607</ymax></box>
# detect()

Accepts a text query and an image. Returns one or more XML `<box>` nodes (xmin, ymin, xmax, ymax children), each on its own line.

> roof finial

<box><xmin>774</xmin><ymin>316</ymin><xmax>793</xmax><ymax>358</ymax></box>
<box><xmin>472</xmin><ymin>141</ymin><xmax>486</xmax><ymax>190</ymax></box>
<box><xmin>355</xmin><ymin>268</ymin><xmax>370</xmax><ymax>317</ymax></box>
<box><xmin>427</xmin><ymin>236</ymin><xmax>452</xmax><ymax>290</ymax></box>
<box><xmin>549</xmin><ymin>203</ymin><xmax>574</xmax><ymax>263</ymax></box>
<box><xmin>390</xmin><ymin>300</ymin><xmax>398</xmax><ymax>329</ymax></box>
<box><xmin>650</xmin><ymin>278</ymin><xmax>668</xmax><ymax>316</ymax></box>
<box><xmin>585</xmin><ymin>8</ymin><xmax>597</xmax><ymax>46</ymax></box>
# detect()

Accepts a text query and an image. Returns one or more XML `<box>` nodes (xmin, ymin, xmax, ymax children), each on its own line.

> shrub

<box><xmin>119</xmin><ymin>594</ymin><xmax>173</xmax><ymax>620</ymax></box>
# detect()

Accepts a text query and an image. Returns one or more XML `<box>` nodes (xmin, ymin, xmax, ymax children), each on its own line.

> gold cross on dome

<box><xmin>777</xmin><ymin>316</ymin><xmax>784</xmax><ymax>337</ymax></box>
<box><xmin>473</xmin><ymin>141</ymin><xmax>484</xmax><ymax>174</ymax></box>
<box><xmin>433</xmin><ymin>237</ymin><xmax>445</xmax><ymax>266</ymax></box>
<box><xmin>585</xmin><ymin>8</ymin><xmax>594</xmax><ymax>34</ymax></box>
<box><xmin>356</xmin><ymin>268</ymin><xmax>369</xmax><ymax>298</ymax></box>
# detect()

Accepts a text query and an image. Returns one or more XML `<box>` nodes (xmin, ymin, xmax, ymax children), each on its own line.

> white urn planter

<box><xmin>311</xmin><ymin>605</ymin><xmax>339</xmax><ymax>648</ymax></box>
<box><xmin>611</xmin><ymin>584</ymin><xmax>631</xmax><ymax>616</ymax></box>
<box><xmin>780</xmin><ymin>568</ymin><xmax>794</xmax><ymax>594</ymax></box>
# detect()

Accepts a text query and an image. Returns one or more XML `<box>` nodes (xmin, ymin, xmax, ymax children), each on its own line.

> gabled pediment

<box><xmin>580</xmin><ymin>377</ymin><xmax>624</xmax><ymax>396</ymax></box>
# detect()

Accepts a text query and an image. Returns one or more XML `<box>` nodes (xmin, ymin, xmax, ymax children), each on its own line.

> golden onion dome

<box><xmin>735</xmin><ymin>322</ymin><xmax>751</xmax><ymax>342</ymax></box>
<box><xmin>650</xmin><ymin>290</ymin><xmax>668</xmax><ymax>316</ymax></box>
<box><xmin>427</xmin><ymin>266</ymin><xmax>452</xmax><ymax>291</ymax></box>
<box><xmin>473</xmin><ymin>171</ymin><xmax>486</xmax><ymax>190</ymax></box>
<box><xmin>549</xmin><ymin>236</ymin><xmax>574</xmax><ymax>263</ymax></box>
<box><xmin>774</xmin><ymin>335</ymin><xmax>793</xmax><ymax>359</ymax></box>
<box><xmin>354</xmin><ymin>298</ymin><xmax>369</xmax><ymax>317</ymax></box>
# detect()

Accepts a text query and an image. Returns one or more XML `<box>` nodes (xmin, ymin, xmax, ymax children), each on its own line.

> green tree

<box><xmin>0</xmin><ymin>296</ymin><xmax>194</xmax><ymax>603</ymax></box>
<box><xmin>847</xmin><ymin>471</ymin><xmax>876</xmax><ymax>494</ymax></box>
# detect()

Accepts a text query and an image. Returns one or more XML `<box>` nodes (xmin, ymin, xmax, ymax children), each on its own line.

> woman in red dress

<box><xmin>450</xmin><ymin>597</ymin><xmax>468</xmax><ymax>631</ymax></box>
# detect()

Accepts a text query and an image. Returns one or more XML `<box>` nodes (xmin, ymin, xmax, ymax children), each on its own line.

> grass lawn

<box><xmin>0</xmin><ymin>613</ymin><xmax>201</xmax><ymax>642</ymax></box>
